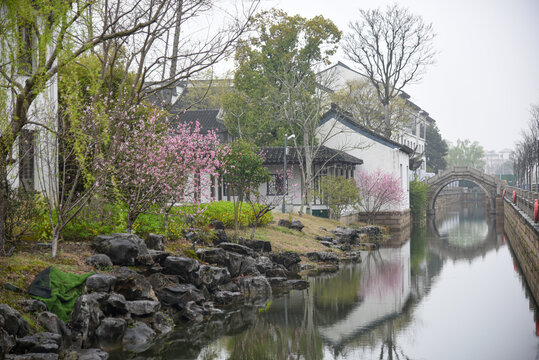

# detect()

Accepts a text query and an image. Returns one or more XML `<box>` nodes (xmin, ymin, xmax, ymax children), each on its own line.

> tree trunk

<box><xmin>51</xmin><ymin>228</ymin><xmax>60</xmax><ymax>258</ymax></box>
<box><xmin>126</xmin><ymin>212</ymin><xmax>137</xmax><ymax>234</ymax></box>
<box><xmin>0</xmin><ymin>159</ymin><xmax>8</xmax><ymax>255</ymax></box>
<box><xmin>384</xmin><ymin>102</ymin><xmax>391</xmax><ymax>138</ymax></box>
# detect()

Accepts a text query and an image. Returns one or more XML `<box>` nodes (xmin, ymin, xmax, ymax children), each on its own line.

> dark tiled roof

<box><xmin>262</xmin><ymin>146</ymin><xmax>363</xmax><ymax>166</ymax></box>
<box><xmin>170</xmin><ymin>109</ymin><xmax>227</xmax><ymax>134</ymax></box>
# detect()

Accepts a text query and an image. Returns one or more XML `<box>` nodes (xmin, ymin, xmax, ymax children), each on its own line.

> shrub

<box><xmin>203</xmin><ymin>201</ymin><xmax>272</xmax><ymax>228</ymax></box>
<box><xmin>409</xmin><ymin>179</ymin><xmax>429</xmax><ymax>222</ymax></box>
<box><xmin>6</xmin><ymin>189</ymin><xmax>45</xmax><ymax>242</ymax></box>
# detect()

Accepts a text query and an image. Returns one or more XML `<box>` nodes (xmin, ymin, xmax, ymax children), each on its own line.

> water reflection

<box><xmin>142</xmin><ymin>203</ymin><xmax>538</xmax><ymax>359</ymax></box>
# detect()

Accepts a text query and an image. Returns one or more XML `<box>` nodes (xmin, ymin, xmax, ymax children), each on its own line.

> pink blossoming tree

<box><xmin>355</xmin><ymin>169</ymin><xmax>404</xmax><ymax>224</ymax></box>
<box><xmin>113</xmin><ymin>113</ymin><xmax>223</xmax><ymax>233</ymax></box>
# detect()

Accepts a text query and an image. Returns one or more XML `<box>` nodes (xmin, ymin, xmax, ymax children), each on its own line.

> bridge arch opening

<box><xmin>426</xmin><ymin>167</ymin><xmax>501</xmax><ymax>216</ymax></box>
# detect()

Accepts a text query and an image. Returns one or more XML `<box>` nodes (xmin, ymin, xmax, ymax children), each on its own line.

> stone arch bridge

<box><xmin>425</xmin><ymin>166</ymin><xmax>504</xmax><ymax>215</ymax></box>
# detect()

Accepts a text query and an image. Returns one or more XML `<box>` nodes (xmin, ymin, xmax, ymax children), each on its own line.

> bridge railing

<box><xmin>502</xmin><ymin>185</ymin><xmax>539</xmax><ymax>220</ymax></box>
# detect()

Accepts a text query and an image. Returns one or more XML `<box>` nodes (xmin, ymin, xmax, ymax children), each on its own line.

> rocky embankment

<box><xmin>0</xmin><ymin>222</ymin><xmax>378</xmax><ymax>360</ymax></box>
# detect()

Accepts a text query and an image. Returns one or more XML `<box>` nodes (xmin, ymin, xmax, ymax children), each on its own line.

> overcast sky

<box><xmin>227</xmin><ymin>0</ymin><xmax>539</xmax><ymax>152</ymax></box>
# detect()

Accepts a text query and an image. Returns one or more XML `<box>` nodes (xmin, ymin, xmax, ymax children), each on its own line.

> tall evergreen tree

<box><xmin>425</xmin><ymin>123</ymin><xmax>448</xmax><ymax>173</ymax></box>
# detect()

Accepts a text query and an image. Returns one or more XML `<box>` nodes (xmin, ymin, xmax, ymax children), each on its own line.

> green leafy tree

<box><xmin>425</xmin><ymin>123</ymin><xmax>448</xmax><ymax>173</ymax></box>
<box><xmin>446</xmin><ymin>139</ymin><xmax>485</xmax><ymax>170</ymax></box>
<box><xmin>319</xmin><ymin>176</ymin><xmax>360</xmax><ymax>220</ymax></box>
<box><xmin>409</xmin><ymin>178</ymin><xmax>429</xmax><ymax>222</ymax></box>
<box><xmin>223</xmin><ymin>9</ymin><xmax>341</xmax><ymax>145</ymax></box>
<box><xmin>218</xmin><ymin>140</ymin><xmax>270</xmax><ymax>232</ymax></box>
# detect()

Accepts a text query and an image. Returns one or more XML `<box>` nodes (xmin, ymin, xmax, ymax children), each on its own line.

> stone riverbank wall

<box><xmin>503</xmin><ymin>198</ymin><xmax>539</xmax><ymax>306</ymax></box>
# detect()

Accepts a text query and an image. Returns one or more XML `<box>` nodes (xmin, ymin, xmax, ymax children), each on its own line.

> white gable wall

<box><xmin>318</xmin><ymin>116</ymin><xmax>410</xmax><ymax>212</ymax></box>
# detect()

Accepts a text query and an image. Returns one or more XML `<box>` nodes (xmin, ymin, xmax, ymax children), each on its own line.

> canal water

<box><xmin>146</xmin><ymin>203</ymin><xmax>539</xmax><ymax>359</ymax></box>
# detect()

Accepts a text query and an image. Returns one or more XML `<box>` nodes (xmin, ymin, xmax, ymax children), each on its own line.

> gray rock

<box><xmin>320</xmin><ymin>241</ymin><xmax>333</xmax><ymax>248</ymax></box>
<box><xmin>0</xmin><ymin>328</ymin><xmax>16</xmax><ymax>357</ymax></box>
<box><xmin>153</xmin><ymin>312</ymin><xmax>174</xmax><ymax>335</ymax></box>
<box><xmin>290</xmin><ymin>220</ymin><xmax>304</xmax><ymax>231</ymax></box>
<box><xmin>145</xmin><ymin>233</ymin><xmax>165</xmax><ymax>251</ymax></box>
<box><xmin>277</xmin><ymin>219</ymin><xmax>292</xmax><ymax>228</ymax></box>
<box><xmin>316</xmin><ymin>235</ymin><xmax>334</xmax><ymax>242</ymax></box>
<box><xmin>162</xmin><ymin>256</ymin><xmax>200</xmax><ymax>278</ymax></box>
<box><xmin>14</xmin><ymin>332</ymin><xmax>62</xmax><ymax>354</ymax></box>
<box><xmin>179</xmin><ymin>301</ymin><xmax>204</xmax><ymax>322</ymax></box>
<box><xmin>235</xmin><ymin>276</ymin><xmax>272</xmax><ymax>299</ymax></box>
<box><xmin>126</xmin><ymin>300</ymin><xmax>160</xmax><ymax>316</ymax></box>
<box><xmin>5</xmin><ymin>354</ymin><xmax>59</xmax><ymax>360</ymax></box>
<box><xmin>70</xmin><ymin>292</ymin><xmax>107</xmax><ymax>349</ymax></box>
<box><xmin>195</xmin><ymin>248</ymin><xmax>227</xmax><ymax>266</ymax></box>
<box><xmin>209</xmin><ymin>219</ymin><xmax>225</xmax><ymax>230</ymax></box>
<box><xmin>212</xmin><ymin>229</ymin><xmax>229</xmax><ymax>245</ymax></box>
<box><xmin>270</xmin><ymin>252</ymin><xmax>301</xmax><ymax>272</ymax></box>
<box><xmin>147</xmin><ymin>250</ymin><xmax>171</xmax><ymax>265</ymax></box>
<box><xmin>147</xmin><ymin>273</ymin><xmax>179</xmax><ymax>291</ymax></box>
<box><xmin>267</xmin><ymin>277</ymin><xmax>287</xmax><ymax>290</ymax></box>
<box><xmin>102</xmin><ymin>293</ymin><xmax>128</xmax><ymax>316</ymax></box>
<box><xmin>37</xmin><ymin>312</ymin><xmax>70</xmax><ymax>341</ymax></box>
<box><xmin>122</xmin><ymin>323</ymin><xmax>155</xmax><ymax>353</ymax></box>
<box><xmin>306</xmin><ymin>252</ymin><xmax>340</xmax><ymax>264</ymax></box>
<box><xmin>331</xmin><ymin>226</ymin><xmax>359</xmax><ymax>244</ymax></box>
<box><xmin>239</xmin><ymin>239</ymin><xmax>272</xmax><ymax>253</ymax></box>
<box><xmin>213</xmin><ymin>291</ymin><xmax>243</xmax><ymax>305</ymax></box>
<box><xmin>85</xmin><ymin>274</ymin><xmax>116</xmax><ymax>293</ymax></box>
<box><xmin>92</xmin><ymin>233</ymin><xmax>149</xmax><ymax>266</ymax></box>
<box><xmin>255</xmin><ymin>256</ymin><xmax>274</xmax><ymax>275</ymax></box>
<box><xmin>217</xmin><ymin>242</ymin><xmax>254</xmax><ymax>257</ymax></box>
<box><xmin>84</xmin><ymin>254</ymin><xmax>113</xmax><ymax>269</ymax></box>
<box><xmin>95</xmin><ymin>317</ymin><xmax>126</xmax><ymax>349</ymax></box>
<box><xmin>193</xmin><ymin>265</ymin><xmax>231</xmax><ymax>290</ymax></box>
<box><xmin>155</xmin><ymin>284</ymin><xmax>205</xmax><ymax>309</ymax></box>
<box><xmin>74</xmin><ymin>348</ymin><xmax>109</xmax><ymax>360</ymax></box>
<box><xmin>18</xmin><ymin>300</ymin><xmax>47</xmax><ymax>313</ymax></box>
<box><xmin>113</xmin><ymin>267</ymin><xmax>157</xmax><ymax>301</ymax></box>
<box><xmin>0</xmin><ymin>304</ymin><xmax>31</xmax><ymax>337</ymax></box>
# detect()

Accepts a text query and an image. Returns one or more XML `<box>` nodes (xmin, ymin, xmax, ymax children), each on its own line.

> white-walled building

<box><xmin>319</xmin><ymin>62</ymin><xmax>435</xmax><ymax>179</ymax></box>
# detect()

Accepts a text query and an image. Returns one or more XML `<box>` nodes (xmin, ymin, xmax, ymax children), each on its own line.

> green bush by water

<box><xmin>410</xmin><ymin>179</ymin><xmax>429</xmax><ymax>222</ymax></box>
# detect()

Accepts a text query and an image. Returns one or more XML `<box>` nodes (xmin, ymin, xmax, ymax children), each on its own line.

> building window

<box><xmin>419</xmin><ymin>123</ymin><xmax>426</xmax><ymax>139</ymax></box>
<box><xmin>19</xmin><ymin>129</ymin><xmax>35</xmax><ymax>191</ymax></box>
<box><xmin>267</xmin><ymin>173</ymin><xmax>285</xmax><ymax>196</ymax></box>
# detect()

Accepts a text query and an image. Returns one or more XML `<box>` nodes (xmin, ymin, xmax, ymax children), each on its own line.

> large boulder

<box><xmin>145</xmin><ymin>234</ymin><xmax>166</xmax><ymax>251</ymax></box>
<box><xmin>122</xmin><ymin>323</ymin><xmax>155</xmax><ymax>353</ymax></box>
<box><xmin>70</xmin><ymin>293</ymin><xmax>107</xmax><ymax>349</ymax></box>
<box><xmin>5</xmin><ymin>354</ymin><xmax>59</xmax><ymax>360</ymax></box>
<box><xmin>101</xmin><ymin>293</ymin><xmax>128</xmax><ymax>316</ymax></box>
<box><xmin>162</xmin><ymin>256</ymin><xmax>200</xmax><ymax>280</ymax></box>
<box><xmin>195</xmin><ymin>248</ymin><xmax>227</xmax><ymax>266</ymax></box>
<box><xmin>84</xmin><ymin>255</ymin><xmax>113</xmax><ymax>269</ymax></box>
<box><xmin>18</xmin><ymin>300</ymin><xmax>47</xmax><ymax>314</ymax></box>
<box><xmin>235</xmin><ymin>276</ymin><xmax>272</xmax><ymax>299</ymax></box>
<box><xmin>14</xmin><ymin>332</ymin><xmax>62</xmax><ymax>354</ymax></box>
<box><xmin>0</xmin><ymin>304</ymin><xmax>31</xmax><ymax>338</ymax></box>
<box><xmin>212</xmin><ymin>291</ymin><xmax>243</xmax><ymax>305</ymax></box>
<box><xmin>95</xmin><ymin>318</ymin><xmax>126</xmax><ymax>350</ymax></box>
<box><xmin>85</xmin><ymin>274</ymin><xmax>116</xmax><ymax>293</ymax></box>
<box><xmin>331</xmin><ymin>226</ymin><xmax>359</xmax><ymax>244</ymax></box>
<box><xmin>0</xmin><ymin>328</ymin><xmax>16</xmax><ymax>357</ymax></box>
<box><xmin>306</xmin><ymin>252</ymin><xmax>340</xmax><ymax>264</ymax></box>
<box><xmin>113</xmin><ymin>267</ymin><xmax>157</xmax><ymax>301</ymax></box>
<box><xmin>270</xmin><ymin>252</ymin><xmax>301</xmax><ymax>273</ymax></box>
<box><xmin>192</xmin><ymin>265</ymin><xmax>231</xmax><ymax>291</ymax></box>
<box><xmin>217</xmin><ymin>242</ymin><xmax>254</xmax><ymax>257</ymax></box>
<box><xmin>238</xmin><ymin>239</ymin><xmax>272</xmax><ymax>253</ymax></box>
<box><xmin>126</xmin><ymin>300</ymin><xmax>160</xmax><ymax>317</ymax></box>
<box><xmin>37</xmin><ymin>312</ymin><xmax>71</xmax><ymax>346</ymax></box>
<box><xmin>92</xmin><ymin>234</ymin><xmax>149</xmax><ymax>266</ymax></box>
<box><xmin>155</xmin><ymin>284</ymin><xmax>205</xmax><ymax>309</ymax></box>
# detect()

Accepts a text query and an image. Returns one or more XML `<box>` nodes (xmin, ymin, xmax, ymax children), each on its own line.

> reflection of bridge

<box><xmin>426</xmin><ymin>166</ymin><xmax>503</xmax><ymax>215</ymax></box>
<box><xmin>426</xmin><ymin>212</ymin><xmax>504</xmax><ymax>263</ymax></box>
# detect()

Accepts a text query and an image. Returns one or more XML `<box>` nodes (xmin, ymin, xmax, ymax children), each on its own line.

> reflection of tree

<box><xmin>360</xmin><ymin>250</ymin><xmax>403</xmax><ymax>300</ymax></box>
<box><xmin>410</xmin><ymin>225</ymin><xmax>428</xmax><ymax>276</ymax></box>
<box><xmin>379</xmin><ymin>322</ymin><xmax>411</xmax><ymax>360</ymax></box>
